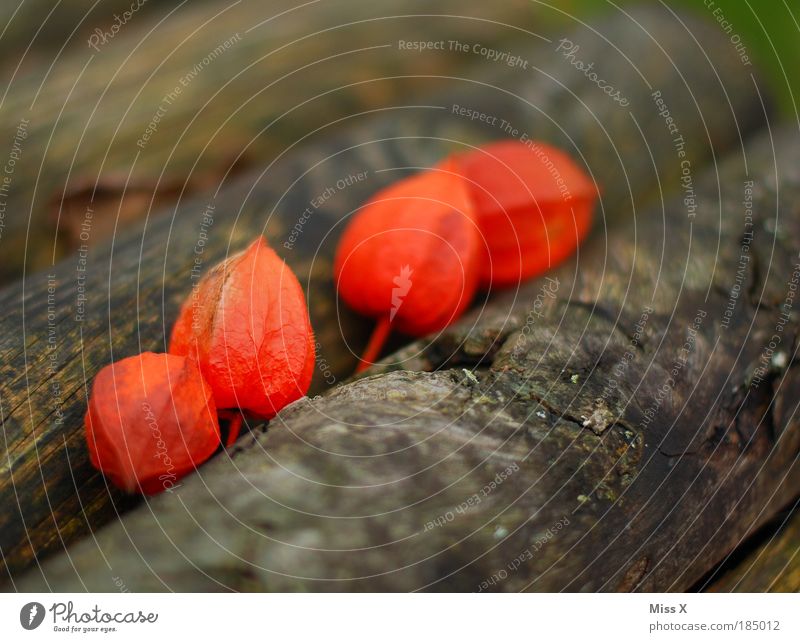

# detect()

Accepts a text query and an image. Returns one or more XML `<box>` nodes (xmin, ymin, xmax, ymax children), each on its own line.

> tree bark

<box><xmin>14</xmin><ymin>122</ymin><xmax>800</xmax><ymax>591</ymax></box>
<box><xmin>0</xmin><ymin>6</ymin><xmax>773</xmax><ymax>585</ymax></box>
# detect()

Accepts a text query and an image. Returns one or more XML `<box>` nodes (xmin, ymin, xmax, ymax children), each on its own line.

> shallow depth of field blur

<box><xmin>2</xmin><ymin>0</ymin><xmax>800</xmax><ymax>596</ymax></box>
<box><xmin>0</xmin><ymin>0</ymin><xmax>798</xmax><ymax>286</ymax></box>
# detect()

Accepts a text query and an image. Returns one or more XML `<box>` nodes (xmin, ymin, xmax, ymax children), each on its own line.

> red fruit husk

<box><xmin>452</xmin><ymin>139</ymin><xmax>598</xmax><ymax>287</ymax></box>
<box><xmin>334</xmin><ymin>159</ymin><xmax>481</xmax><ymax>369</ymax></box>
<box><xmin>169</xmin><ymin>236</ymin><xmax>315</xmax><ymax>419</ymax></box>
<box><xmin>84</xmin><ymin>352</ymin><xmax>220</xmax><ymax>495</ymax></box>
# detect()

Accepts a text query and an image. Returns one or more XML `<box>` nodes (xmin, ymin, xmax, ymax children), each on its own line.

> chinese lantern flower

<box><xmin>452</xmin><ymin>140</ymin><xmax>597</xmax><ymax>287</ymax></box>
<box><xmin>84</xmin><ymin>352</ymin><xmax>220</xmax><ymax>494</ymax></box>
<box><xmin>169</xmin><ymin>236</ymin><xmax>315</xmax><ymax>418</ymax></box>
<box><xmin>169</xmin><ymin>236</ymin><xmax>314</xmax><ymax>418</ymax></box>
<box><xmin>334</xmin><ymin>159</ymin><xmax>481</xmax><ymax>371</ymax></box>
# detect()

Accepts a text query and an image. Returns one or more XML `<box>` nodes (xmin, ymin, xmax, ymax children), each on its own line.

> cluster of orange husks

<box><xmin>85</xmin><ymin>139</ymin><xmax>596</xmax><ymax>494</ymax></box>
<box><xmin>334</xmin><ymin>140</ymin><xmax>597</xmax><ymax>371</ymax></box>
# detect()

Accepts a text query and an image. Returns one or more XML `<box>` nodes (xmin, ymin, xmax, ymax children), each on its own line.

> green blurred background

<box><xmin>550</xmin><ymin>0</ymin><xmax>799</xmax><ymax>115</ymax></box>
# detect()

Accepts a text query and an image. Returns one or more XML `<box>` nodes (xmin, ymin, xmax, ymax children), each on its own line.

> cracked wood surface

<box><xmin>0</xmin><ymin>6</ymin><xmax>776</xmax><ymax>586</ymax></box>
<box><xmin>14</xmin><ymin>124</ymin><xmax>800</xmax><ymax>592</ymax></box>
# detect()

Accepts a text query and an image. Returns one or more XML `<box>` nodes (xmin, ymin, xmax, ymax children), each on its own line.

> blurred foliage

<box><xmin>2</xmin><ymin>2</ymin><xmax>796</xmax><ymax>115</ymax></box>
<box><xmin>0</xmin><ymin>0</ymin><xmax>191</xmax><ymax>68</ymax></box>
<box><xmin>547</xmin><ymin>0</ymin><xmax>799</xmax><ymax>116</ymax></box>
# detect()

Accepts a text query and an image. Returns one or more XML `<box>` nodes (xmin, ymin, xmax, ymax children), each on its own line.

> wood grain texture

<box><xmin>0</xmin><ymin>6</ymin><xmax>772</xmax><ymax>585</ymax></box>
<box><xmin>13</xmin><ymin>123</ymin><xmax>800</xmax><ymax>592</ymax></box>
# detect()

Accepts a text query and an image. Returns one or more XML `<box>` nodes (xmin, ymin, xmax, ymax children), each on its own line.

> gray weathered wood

<box><xmin>14</xmin><ymin>123</ymin><xmax>800</xmax><ymax>591</ymax></box>
<box><xmin>0</xmin><ymin>6</ymin><xmax>772</xmax><ymax>584</ymax></box>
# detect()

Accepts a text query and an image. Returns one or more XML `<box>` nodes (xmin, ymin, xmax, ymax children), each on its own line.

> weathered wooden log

<box><xmin>704</xmin><ymin>505</ymin><xmax>800</xmax><ymax>592</ymax></box>
<box><xmin>0</xmin><ymin>0</ymin><xmax>537</xmax><ymax>283</ymax></box>
<box><xmin>0</xmin><ymin>6</ymin><xmax>771</xmax><ymax>584</ymax></box>
<box><xmin>12</xmin><ymin>121</ymin><xmax>800</xmax><ymax>592</ymax></box>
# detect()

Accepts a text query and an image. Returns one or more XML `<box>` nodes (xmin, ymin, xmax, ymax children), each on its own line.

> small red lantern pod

<box><xmin>334</xmin><ymin>160</ymin><xmax>481</xmax><ymax>371</ymax></box>
<box><xmin>453</xmin><ymin>140</ymin><xmax>598</xmax><ymax>287</ymax></box>
<box><xmin>84</xmin><ymin>352</ymin><xmax>220</xmax><ymax>495</ymax></box>
<box><xmin>169</xmin><ymin>237</ymin><xmax>315</xmax><ymax>419</ymax></box>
